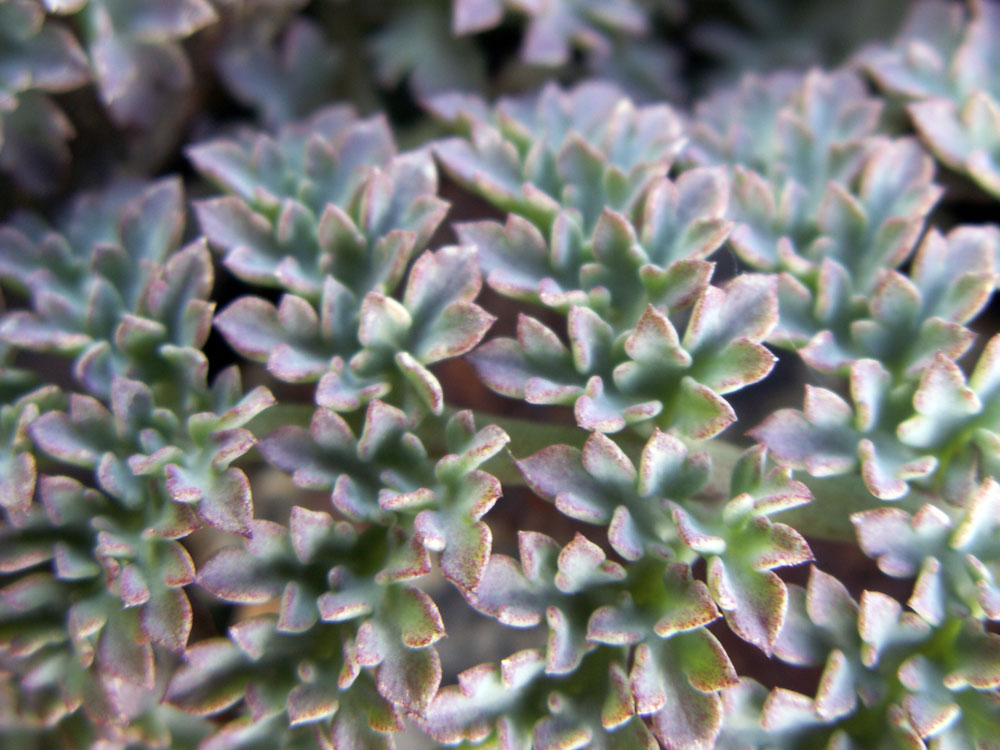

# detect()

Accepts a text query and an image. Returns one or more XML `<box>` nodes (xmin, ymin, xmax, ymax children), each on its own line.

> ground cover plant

<box><xmin>2</xmin><ymin>1</ymin><xmax>1000</xmax><ymax>748</ymax></box>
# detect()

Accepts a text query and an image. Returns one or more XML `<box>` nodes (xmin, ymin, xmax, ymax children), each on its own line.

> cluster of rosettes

<box><xmin>0</xmin><ymin>0</ymin><xmax>217</xmax><ymax>191</ymax></box>
<box><xmin>409</xmin><ymin>56</ymin><xmax>1000</xmax><ymax>750</ymax></box>
<box><xmin>0</xmin><ymin>178</ymin><xmax>276</xmax><ymax>746</ymax></box>
<box><xmin>0</xmin><ymin>96</ymin><xmax>503</xmax><ymax>746</ymax></box>
<box><xmin>864</xmin><ymin>0</ymin><xmax>1000</xmax><ymax>199</ymax></box>
<box><xmin>1</xmin><ymin>4</ymin><xmax>1000</xmax><ymax>748</ymax></box>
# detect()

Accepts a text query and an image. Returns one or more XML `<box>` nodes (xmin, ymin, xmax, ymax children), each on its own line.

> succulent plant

<box><xmin>0</xmin><ymin>0</ymin><xmax>88</xmax><ymax>193</ymax></box>
<box><xmin>2</xmin><ymin>2</ymin><xmax>1000</xmax><ymax>749</ymax></box>
<box><xmin>864</xmin><ymin>0</ymin><xmax>1000</xmax><ymax>198</ymax></box>
<box><xmin>0</xmin><ymin>0</ymin><xmax>218</xmax><ymax>193</ymax></box>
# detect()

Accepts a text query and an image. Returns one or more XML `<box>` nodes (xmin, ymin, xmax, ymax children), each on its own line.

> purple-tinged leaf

<box><xmin>469</xmin><ymin>554</ymin><xmax>544</xmax><ymax>627</ymax></box>
<box><xmin>749</xmin><ymin>391</ymin><xmax>857</xmax><ymax>477</ymax></box>
<box><xmin>632</xmin><ymin>637</ymin><xmax>728</xmax><ymax>750</ymax></box>
<box><xmin>684</xmin><ymin>274</ymin><xmax>778</xmax><ymax>353</ymax></box>
<box><xmin>568</xmin><ymin>305</ymin><xmax>614</xmax><ymax>373</ymax></box>
<box><xmin>517</xmin><ymin>444</ymin><xmax>610</xmax><ymax>524</ymax></box>
<box><xmin>197</xmin><ymin>546</ymin><xmax>282</xmax><ymax>604</ymax></box>
<box><xmin>331</xmin><ymin>706</ymin><xmax>398</xmax><ymax>750</ymax></box>
<box><xmin>698</xmin><ymin>338</ymin><xmax>776</xmax><ymax>395</ymax></box>
<box><xmin>0</xmin><ymin>450</ymin><xmax>35</xmax><ymax>519</ymax></box>
<box><xmin>213</xmin><ymin>296</ymin><xmax>285</xmax><ymax>362</ymax></box>
<box><xmin>98</xmin><ymin>614</ymin><xmax>154</xmax><ymax>689</ymax></box>
<box><xmin>746</xmin><ymin>519</ymin><xmax>813</xmax><ymax>571</ymax></box>
<box><xmin>760</xmin><ymin>688</ymin><xmax>816</xmax><ymax>732</ymax></box>
<box><xmin>533</xmin><ymin>716</ymin><xmax>591</xmax><ymax>750</ymax></box>
<box><xmin>194</xmin><ymin>197</ymin><xmax>278</xmax><ymax>285</ymax></box>
<box><xmin>228</xmin><ymin>615</ymin><xmax>277</xmax><ymax>661</ymax></box>
<box><xmin>141</xmin><ymin>587</ymin><xmax>193</xmax><ymax>652</ymax></box>
<box><xmin>587</xmin><ymin>605</ymin><xmax>645</xmax><ymax>646</ymax></box>
<box><xmin>166</xmin><ymin>639</ymin><xmax>249</xmax><ymax>716</ymax></box>
<box><xmin>29</xmin><ymin>407</ymin><xmax>106</xmax><ymax>468</ymax></box>
<box><xmin>397</xmin><ymin>587</ymin><xmax>446</xmax><ymax>648</ymax></box>
<box><xmin>655</xmin><ymin>564</ymin><xmax>722</xmax><ymax>638</ymax></box>
<box><xmin>357</xmin><ymin>620</ymin><xmax>442</xmax><ymax>712</ymax></box>
<box><xmin>852</xmin><ymin>506</ymin><xmax>943</xmax><ymax>578</ymax></box>
<box><xmin>545</xmin><ymin>605</ymin><xmax>589</xmax><ymax>675</ymax></box>
<box><xmin>602</xmin><ymin>660</ymin><xmax>636</xmax><ymax>730</ymax></box>
<box><xmin>608</xmin><ymin>506</ymin><xmax>644</xmax><ymax>561</ymax></box>
<box><xmin>289</xmin><ymin>506</ymin><xmax>333</xmax><ymax>565</ymax></box>
<box><xmin>774</xmin><ymin>586</ymin><xmax>824</xmax><ymax>666</ymax></box>
<box><xmin>318</xmin><ymin>587</ymin><xmax>374</xmax><ymax>623</ymax></box>
<box><xmin>640</xmin><ymin>259</ymin><xmax>715</xmax><ymax>313</ymax></box>
<box><xmin>581</xmin><ymin>432</ymin><xmax>635</xmax><ymax>489</ymax></box>
<box><xmin>359</xmin><ymin>292</ymin><xmax>411</xmax><ymax>351</ymax></box>
<box><xmin>451</xmin><ymin>0</ymin><xmax>503</xmax><ymax>34</ymax></box>
<box><xmin>814</xmin><ymin>649</ymin><xmax>857</xmax><ymax>720</ymax></box>
<box><xmin>119</xmin><ymin>564</ymin><xmax>151</xmax><ymax>607</ymax></box>
<box><xmin>194</xmin><ymin>467</ymin><xmax>254</xmax><ymax>537</ymax></box>
<box><xmin>395</xmin><ymin>351</ymin><xmax>444</xmax><ymax>414</ymax></box>
<box><xmin>416</xmin><ymin>509</ymin><xmax>493</xmax><ymax>592</ymax></box>
<box><xmin>671</xmin><ymin>505</ymin><xmax>726</xmax><ymax>556</ymax></box>
<box><xmin>637</xmin><ymin>429</ymin><xmax>705</xmax><ymax>498</ymax></box>
<box><xmin>625</xmin><ymin>305</ymin><xmax>689</xmax><ymax>367</ymax></box>
<box><xmin>857</xmin><ymin>591</ymin><xmax>917</xmax><ymax>667</ymax></box>
<box><xmin>357</xmin><ymin>399</ymin><xmax>410</xmax><ymax>461</ymax></box>
<box><xmin>457</xmin><ymin>215</ymin><xmax>550</xmax><ymax>302</ymax></box>
<box><xmin>708</xmin><ymin>557</ymin><xmax>787</xmax><ymax>655</ymax></box>
<box><xmin>574</xmin><ymin>375</ymin><xmax>628</xmax><ymax>433</ymax></box>
<box><xmin>909</xmin><ymin>557</ymin><xmax>946</xmax><ymax>626</ymax></box>
<box><xmin>806</xmin><ymin>567</ymin><xmax>859</xmax><ymax>634</ymax></box>
<box><xmin>0</xmin><ymin>531</ymin><xmax>51</xmax><ymax>573</ymax></box>
<box><xmin>0</xmin><ymin>311</ymin><xmax>90</xmax><ymax>353</ymax></box>
<box><xmin>288</xmin><ymin>683</ymin><xmax>339</xmax><ymax>727</ymax></box>
<box><xmin>277</xmin><ymin>580</ymin><xmax>318</xmax><ymax>634</ymax></box>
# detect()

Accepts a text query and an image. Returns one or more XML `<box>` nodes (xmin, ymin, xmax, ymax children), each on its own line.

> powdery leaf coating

<box><xmin>196</xmin><ymin>524</ymin><xmax>287</xmax><ymax>604</ymax></box>
<box><xmin>166</xmin><ymin>639</ymin><xmax>250</xmax><ymax>716</ymax></box>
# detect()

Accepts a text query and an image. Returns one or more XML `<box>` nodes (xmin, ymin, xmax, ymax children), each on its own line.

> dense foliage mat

<box><xmin>2</xmin><ymin>1</ymin><xmax>1000</xmax><ymax>749</ymax></box>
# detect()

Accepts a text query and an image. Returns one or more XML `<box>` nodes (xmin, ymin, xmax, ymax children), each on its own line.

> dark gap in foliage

<box><xmin>691</xmin><ymin>556</ymin><xmax>707</xmax><ymax>583</ymax></box>
<box><xmin>433</xmin><ymin>579</ymin><xmax>546</xmax><ymax>683</ymax></box>
<box><xmin>706</xmin><ymin>241</ymin><xmax>748</xmax><ymax>286</ymax></box>
<box><xmin>443</xmin><ymin>372</ymin><xmax>578</xmax><ymax>428</ymax></box>
<box><xmin>967</xmin><ymin>293</ymin><xmax>1000</xmax><ymax>367</ymax></box>
<box><xmin>201</xmin><ymin>333</ymin><xmax>241</xmax><ymax>387</ymax></box>
<box><xmin>729</xmin><ymin>346</ymin><xmax>810</xmax><ymax>443</ymax></box>
<box><xmin>709</xmin><ymin>618</ymin><xmax>824</xmax><ymax>695</ymax></box>
<box><xmin>434</xmin><ymin>357</ymin><xmax>516</xmax><ymax>415</ymax></box>
<box><xmin>202</xmin><ymin>261</ymin><xmax>281</xmax><ymax>383</ymax></box>
<box><xmin>186</xmin><ymin>581</ymin><xmax>234</xmax><ymax>643</ymax></box>
<box><xmin>12</xmin><ymin>350</ymin><xmax>77</xmax><ymax>393</ymax></box>
<box><xmin>930</xmin><ymin>167</ymin><xmax>1000</xmax><ymax>232</ymax></box>
<box><xmin>804</xmin><ymin>537</ymin><xmax>915</xmax><ymax>606</ymax></box>
<box><xmin>486</xmin><ymin>485</ymin><xmax>590</xmax><ymax>559</ymax></box>
<box><xmin>476</xmin><ymin>285</ymin><xmax>567</xmax><ymax>344</ymax></box>
<box><xmin>477</xmin><ymin>22</ymin><xmax>525</xmax><ymax>82</ymax></box>
<box><xmin>378</xmin><ymin>77</ymin><xmax>428</xmax><ymax>129</ymax></box>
